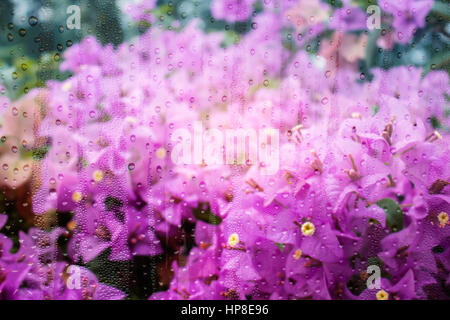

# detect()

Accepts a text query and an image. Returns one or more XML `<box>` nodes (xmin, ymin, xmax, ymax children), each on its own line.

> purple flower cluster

<box><xmin>0</xmin><ymin>0</ymin><xmax>448</xmax><ymax>300</ymax></box>
<box><xmin>0</xmin><ymin>215</ymin><xmax>125</xmax><ymax>299</ymax></box>
<box><xmin>380</xmin><ymin>0</ymin><xmax>433</xmax><ymax>43</ymax></box>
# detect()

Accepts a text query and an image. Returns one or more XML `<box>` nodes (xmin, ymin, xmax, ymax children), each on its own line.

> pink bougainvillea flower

<box><xmin>211</xmin><ymin>0</ymin><xmax>256</xmax><ymax>22</ymax></box>
<box><xmin>380</xmin><ymin>0</ymin><xmax>433</xmax><ymax>44</ymax></box>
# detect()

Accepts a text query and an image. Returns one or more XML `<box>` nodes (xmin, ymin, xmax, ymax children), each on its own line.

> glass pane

<box><xmin>0</xmin><ymin>0</ymin><xmax>448</xmax><ymax>301</ymax></box>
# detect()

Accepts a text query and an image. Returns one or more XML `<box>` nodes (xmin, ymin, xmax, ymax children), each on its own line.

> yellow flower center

<box><xmin>125</xmin><ymin>116</ymin><xmax>137</xmax><ymax>124</ymax></box>
<box><xmin>227</xmin><ymin>233</ymin><xmax>239</xmax><ymax>247</ymax></box>
<box><xmin>67</xmin><ymin>220</ymin><xmax>76</xmax><ymax>231</ymax></box>
<box><xmin>264</xmin><ymin>100</ymin><xmax>273</xmax><ymax>108</ymax></box>
<box><xmin>156</xmin><ymin>147</ymin><xmax>166</xmax><ymax>159</ymax></box>
<box><xmin>438</xmin><ymin>212</ymin><xmax>449</xmax><ymax>228</ymax></box>
<box><xmin>376</xmin><ymin>290</ymin><xmax>389</xmax><ymax>300</ymax></box>
<box><xmin>301</xmin><ymin>222</ymin><xmax>315</xmax><ymax>236</ymax></box>
<box><xmin>351</xmin><ymin>112</ymin><xmax>361</xmax><ymax>119</ymax></box>
<box><xmin>72</xmin><ymin>191</ymin><xmax>83</xmax><ymax>202</ymax></box>
<box><xmin>93</xmin><ymin>170</ymin><xmax>104</xmax><ymax>182</ymax></box>
<box><xmin>62</xmin><ymin>82</ymin><xmax>72</xmax><ymax>92</ymax></box>
<box><xmin>293</xmin><ymin>249</ymin><xmax>302</xmax><ymax>260</ymax></box>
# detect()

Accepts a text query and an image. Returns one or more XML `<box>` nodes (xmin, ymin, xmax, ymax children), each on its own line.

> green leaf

<box><xmin>275</xmin><ymin>243</ymin><xmax>286</xmax><ymax>252</ymax></box>
<box><xmin>372</xmin><ymin>105</ymin><xmax>380</xmax><ymax>115</ymax></box>
<box><xmin>105</xmin><ymin>196</ymin><xmax>123</xmax><ymax>212</ymax></box>
<box><xmin>423</xmin><ymin>50</ymin><xmax>450</xmax><ymax>75</ymax></box>
<box><xmin>352</xmin><ymin>0</ymin><xmax>377</xmax><ymax>10</ymax></box>
<box><xmin>431</xmin><ymin>1</ymin><xmax>450</xmax><ymax>20</ymax></box>
<box><xmin>367</xmin><ymin>256</ymin><xmax>382</xmax><ymax>267</ymax></box>
<box><xmin>430</xmin><ymin>116</ymin><xmax>441</xmax><ymax>129</ymax></box>
<box><xmin>323</xmin><ymin>0</ymin><xmax>344</xmax><ymax>8</ymax></box>
<box><xmin>85</xmin><ymin>249</ymin><xmax>132</xmax><ymax>297</ymax></box>
<box><xmin>221</xmin><ymin>30</ymin><xmax>241</xmax><ymax>48</ymax></box>
<box><xmin>31</xmin><ymin>146</ymin><xmax>49</xmax><ymax>161</ymax></box>
<box><xmin>193</xmin><ymin>203</ymin><xmax>222</xmax><ymax>225</ymax></box>
<box><xmin>105</xmin><ymin>196</ymin><xmax>125</xmax><ymax>222</ymax></box>
<box><xmin>376</xmin><ymin>198</ymin><xmax>404</xmax><ymax>232</ymax></box>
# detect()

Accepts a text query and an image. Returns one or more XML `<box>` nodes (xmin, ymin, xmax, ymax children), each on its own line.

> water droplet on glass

<box><xmin>28</xmin><ymin>16</ymin><xmax>38</xmax><ymax>26</ymax></box>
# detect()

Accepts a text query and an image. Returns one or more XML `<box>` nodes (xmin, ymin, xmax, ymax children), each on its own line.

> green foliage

<box><xmin>376</xmin><ymin>198</ymin><xmax>404</xmax><ymax>232</ymax></box>
<box><xmin>31</xmin><ymin>145</ymin><xmax>50</xmax><ymax>161</ymax></box>
<box><xmin>275</xmin><ymin>243</ymin><xmax>286</xmax><ymax>252</ymax></box>
<box><xmin>0</xmin><ymin>0</ymin><xmax>128</xmax><ymax>100</ymax></box>
<box><xmin>323</xmin><ymin>0</ymin><xmax>344</xmax><ymax>8</ymax></box>
<box><xmin>193</xmin><ymin>202</ymin><xmax>222</xmax><ymax>225</ymax></box>
<box><xmin>431</xmin><ymin>0</ymin><xmax>450</xmax><ymax>20</ymax></box>
<box><xmin>86</xmin><ymin>249</ymin><xmax>168</xmax><ymax>299</ymax></box>
<box><xmin>352</xmin><ymin>0</ymin><xmax>378</xmax><ymax>10</ymax></box>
